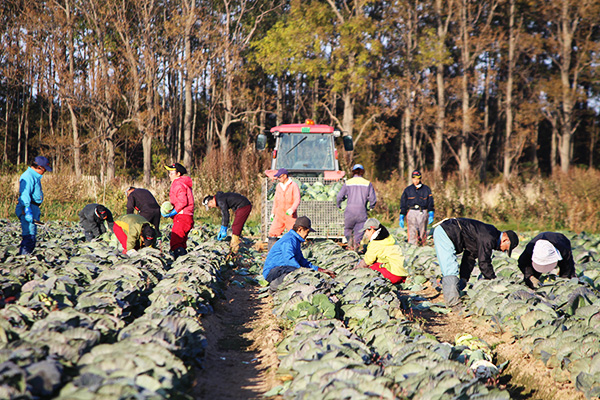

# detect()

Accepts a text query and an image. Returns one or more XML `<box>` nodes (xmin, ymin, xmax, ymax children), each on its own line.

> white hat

<box><xmin>532</xmin><ymin>240</ymin><xmax>562</xmax><ymax>273</ymax></box>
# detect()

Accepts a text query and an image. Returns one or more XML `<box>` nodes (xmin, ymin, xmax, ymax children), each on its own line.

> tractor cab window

<box><xmin>276</xmin><ymin>133</ymin><xmax>335</xmax><ymax>171</ymax></box>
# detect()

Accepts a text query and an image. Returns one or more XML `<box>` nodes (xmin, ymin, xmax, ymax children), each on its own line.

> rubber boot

<box><xmin>230</xmin><ymin>234</ymin><xmax>241</xmax><ymax>254</ymax></box>
<box><xmin>346</xmin><ymin>235</ymin><xmax>355</xmax><ymax>251</ymax></box>
<box><xmin>267</xmin><ymin>237</ymin><xmax>278</xmax><ymax>253</ymax></box>
<box><xmin>172</xmin><ymin>247</ymin><xmax>187</xmax><ymax>260</ymax></box>
<box><xmin>19</xmin><ymin>235</ymin><xmax>36</xmax><ymax>255</ymax></box>
<box><xmin>442</xmin><ymin>275</ymin><xmax>461</xmax><ymax>307</ymax></box>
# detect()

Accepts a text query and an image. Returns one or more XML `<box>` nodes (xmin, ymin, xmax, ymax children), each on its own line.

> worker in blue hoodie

<box><xmin>263</xmin><ymin>216</ymin><xmax>335</xmax><ymax>290</ymax></box>
<box><xmin>16</xmin><ymin>156</ymin><xmax>52</xmax><ymax>255</ymax></box>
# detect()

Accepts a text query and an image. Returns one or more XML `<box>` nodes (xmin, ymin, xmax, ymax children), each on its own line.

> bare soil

<box><xmin>409</xmin><ymin>283</ymin><xmax>586</xmax><ymax>400</ymax></box>
<box><xmin>190</xmin><ymin>269</ymin><xmax>283</xmax><ymax>400</ymax></box>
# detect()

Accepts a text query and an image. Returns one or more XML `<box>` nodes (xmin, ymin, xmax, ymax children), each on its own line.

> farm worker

<box><xmin>126</xmin><ymin>187</ymin><xmax>161</xmax><ymax>236</ymax></box>
<box><xmin>336</xmin><ymin>164</ymin><xmax>377</xmax><ymax>251</ymax></box>
<box><xmin>78</xmin><ymin>203</ymin><xmax>114</xmax><ymax>241</ymax></box>
<box><xmin>399</xmin><ymin>170</ymin><xmax>435</xmax><ymax>246</ymax></box>
<box><xmin>113</xmin><ymin>214</ymin><xmax>156</xmax><ymax>255</ymax></box>
<box><xmin>263</xmin><ymin>216</ymin><xmax>336</xmax><ymax>290</ymax></box>
<box><xmin>16</xmin><ymin>156</ymin><xmax>52</xmax><ymax>255</ymax></box>
<box><xmin>354</xmin><ymin>218</ymin><xmax>408</xmax><ymax>284</ymax></box>
<box><xmin>202</xmin><ymin>192</ymin><xmax>252</xmax><ymax>254</ymax></box>
<box><xmin>517</xmin><ymin>232</ymin><xmax>576</xmax><ymax>289</ymax></box>
<box><xmin>433</xmin><ymin>218</ymin><xmax>518</xmax><ymax>306</ymax></box>
<box><xmin>164</xmin><ymin>163</ymin><xmax>194</xmax><ymax>258</ymax></box>
<box><xmin>267</xmin><ymin>168</ymin><xmax>300</xmax><ymax>251</ymax></box>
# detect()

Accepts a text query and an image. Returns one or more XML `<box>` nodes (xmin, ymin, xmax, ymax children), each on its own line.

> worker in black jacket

<box><xmin>79</xmin><ymin>203</ymin><xmax>114</xmax><ymax>241</ymax></box>
<box><xmin>399</xmin><ymin>170</ymin><xmax>434</xmax><ymax>246</ymax></box>
<box><xmin>126</xmin><ymin>187</ymin><xmax>161</xmax><ymax>236</ymax></box>
<box><xmin>203</xmin><ymin>191</ymin><xmax>252</xmax><ymax>254</ymax></box>
<box><xmin>517</xmin><ymin>232</ymin><xmax>576</xmax><ymax>289</ymax></box>
<box><xmin>433</xmin><ymin>218</ymin><xmax>519</xmax><ymax>306</ymax></box>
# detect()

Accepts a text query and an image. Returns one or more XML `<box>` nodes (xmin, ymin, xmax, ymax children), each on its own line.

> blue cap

<box><xmin>352</xmin><ymin>164</ymin><xmax>364</xmax><ymax>171</ymax></box>
<box><xmin>34</xmin><ymin>156</ymin><xmax>52</xmax><ymax>172</ymax></box>
<box><xmin>274</xmin><ymin>168</ymin><xmax>289</xmax><ymax>177</ymax></box>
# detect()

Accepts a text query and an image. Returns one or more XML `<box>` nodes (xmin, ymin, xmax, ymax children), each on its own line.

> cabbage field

<box><xmin>1</xmin><ymin>218</ymin><xmax>600</xmax><ymax>399</ymax></box>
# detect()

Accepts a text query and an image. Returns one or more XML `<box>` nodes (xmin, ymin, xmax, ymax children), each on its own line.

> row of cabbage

<box><xmin>424</xmin><ymin>231</ymin><xmax>600</xmax><ymax>400</ymax></box>
<box><xmin>267</xmin><ymin>241</ymin><xmax>510</xmax><ymax>399</ymax></box>
<box><xmin>0</xmin><ymin>219</ymin><xmax>227</xmax><ymax>399</ymax></box>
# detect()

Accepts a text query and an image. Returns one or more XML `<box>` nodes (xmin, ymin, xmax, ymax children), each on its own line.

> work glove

<box><xmin>428</xmin><ymin>211</ymin><xmax>434</xmax><ymax>225</ymax></box>
<box><xmin>286</xmin><ymin>208</ymin><xmax>294</xmax><ymax>216</ymax></box>
<box><xmin>126</xmin><ymin>249</ymin><xmax>138</xmax><ymax>257</ymax></box>
<box><xmin>24</xmin><ymin>207</ymin><xmax>33</xmax><ymax>223</ymax></box>
<box><xmin>399</xmin><ymin>214</ymin><xmax>405</xmax><ymax>229</ymax></box>
<box><xmin>217</xmin><ymin>225</ymin><xmax>228</xmax><ymax>241</ymax></box>
<box><xmin>162</xmin><ymin>209</ymin><xmax>177</xmax><ymax>218</ymax></box>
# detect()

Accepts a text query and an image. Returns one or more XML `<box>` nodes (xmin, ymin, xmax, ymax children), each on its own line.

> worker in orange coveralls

<box><xmin>267</xmin><ymin>168</ymin><xmax>300</xmax><ymax>252</ymax></box>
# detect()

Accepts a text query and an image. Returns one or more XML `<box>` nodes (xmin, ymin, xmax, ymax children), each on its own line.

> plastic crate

<box><xmin>261</xmin><ymin>177</ymin><xmax>345</xmax><ymax>240</ymax></box>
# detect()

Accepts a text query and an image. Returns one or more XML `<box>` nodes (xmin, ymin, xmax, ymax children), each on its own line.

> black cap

<box><xmin>95</xmin><ymin>205</ymin><xmax>110</xmax><ymax>220</ymax></box>
<box><xmin>141</xmin><ymin>225</ymin><xmax>156</xmax><ymax>248</ymax></box>
<box><xmin>293</xmin><ymin>216</ymin><xmax>316</xmax><ymax>232</ymax></box>
<box><xmin>412</xmin><ymin>170</ymin><xmax>422</xmax><ymax>178</ymax></box>
<box><xmin>202</xmin><ymin>195</ymin><xmax>214</xmax><ymax>211</ymax></box>
<box><xmin>165</xmin><ymin>163</ymin><xmax>187</xmax><ymax>175</ymax></box>
<box><xmin>505</xmin><ymin>230</ymin><xmax>519</xmax><ymax>257</ymax></box>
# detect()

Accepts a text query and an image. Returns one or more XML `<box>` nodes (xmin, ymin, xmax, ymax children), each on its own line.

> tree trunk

<box><xmin>551</xmin><ymin>121</ymin><xmax>558</xmax><ymax>173</ymax></box>
<box><xmin>433</xmin><ymin>0</ymin><xmax>451</xmax><ymax>177</ymax></box>
<box><xmin>276</xmin><ymin>77</ymin><xmax>283</xmax><ymax>125</ymax></box>
<box><xmin>68</xmin><ymin>103</ymin><xmax>81</xmax><ymax>176</ymax></box>
<box><xmin>65</xmin><ymin>0</ymin><xmax>81</xmax><ymax>176</ymax></box>
<box><xmin>403</xmin><ymin>104</ymin><xmax>414</xmax><ymax>175</ymax></box>
<box><xmin>503</xmin><ymin>0</ymin><xmax>516</xmax><ymax>180</ymax></box>
<box><xmin>183</xmin><ymin>5</ymin><xmax>194</xmax><ymax>168</ymax></box>
<box><xmin>459</xmin><ymin>0</ymin><xmax>470</xmax><ymax>184</ymax></box>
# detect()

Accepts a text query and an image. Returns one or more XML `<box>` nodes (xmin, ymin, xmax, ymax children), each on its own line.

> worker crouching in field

<box><xmin>164</xmin><ymin>163</ymin><xmax>194</xmax><ymax>259</ymax></box>
<box><xmin>518</xmin><ymin>232</ymin><xmax>576</xmax><ymax>289</ymax></box>
<box><xmin>126</xmin><ymin>187</ymin><xmax>161</xmax><ymax>236</ymax></box>
<box><xmin>267</xmin><ymin>168</ymin><xmax>300</xmax><ymax>251</ymax></box>
<box><xmin>79</xmin><ymin>204</ymin><xmax>114</xmax><ymax>241</ymax></box>
<box><xmin>354</xmin><ymin>218</ymin><xmax>408</xmax><ymax>284</ymax></box>
<box><xmin>113</xmin><ymin>214</ymin><xmax>156</xmax><ymax>255</ymax></box>
<box><xmin>16</xmin><ymin>156</ymin><xmax>52</xmax><ymax>255</ymax></box>
<box><xmin>263</xmin><ymin>216</ymin><xmax>336</xmax><ymax>290</ymax></box>
<box><xmin>433</xmin><ymin>218</ymin><xmax>518</xmax><ymax>307</ymax></box>
<box><xmin>203</xmin><ymin>192</ymin><xmax>252</xmax><ymax>254</ymax></box>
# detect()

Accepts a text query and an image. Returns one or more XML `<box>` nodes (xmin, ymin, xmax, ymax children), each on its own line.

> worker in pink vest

<box><xmin>267</xmin><ymin>168</ymin><xmax>300</xmax><ymax>251</ymax></box>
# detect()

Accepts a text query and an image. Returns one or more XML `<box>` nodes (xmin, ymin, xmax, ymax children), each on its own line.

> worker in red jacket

<box><xmin>267</xmin><ymin>168</ymin><xmax>300</xmax><ymax>251</ymax></box>
<box><xmin>163</xmin><ymin>163</ymin><xmax>194</xmax><ymax>258</ymax></box>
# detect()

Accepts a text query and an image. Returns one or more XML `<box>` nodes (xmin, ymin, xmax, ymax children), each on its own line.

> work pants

<box><xmin>369</xmin><ymin>262</ymin><xmax>407</xmax><ymax>284</ymax></box>
<box><xmin>268</xmin><ymin>213</ymin><xmax>296</xmax><ymax>237</ymax></box>
<box><xmin>171</xmin><ymin>214</ymin><xmax>194</xmax><ymax>251</ymax></box>
<box><xmin>344</xmin><ymin>207</ymin><xmax>367</xmax><ymax>247</ymax></box>
<box><xmin>232</xmin><ymin>204</ymin><xmax>252</xmax><ymax>236</ymax></box>
<box><xmin>407</xmin><ymin>209</ymin><xmax>428</xmax><ymax>245</ymax></box>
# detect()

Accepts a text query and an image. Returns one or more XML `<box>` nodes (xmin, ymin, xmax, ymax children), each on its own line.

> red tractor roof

<box><xmin>270</xmin><ymin>123</ymin><xmax>335</xmax><ymax>134</ymax></box>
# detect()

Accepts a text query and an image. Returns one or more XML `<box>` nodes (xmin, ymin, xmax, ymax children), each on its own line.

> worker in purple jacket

<box><xmin>336</xmin><ymin>164</ymin><xmax>377</xmax><ymax>251</ymax></box>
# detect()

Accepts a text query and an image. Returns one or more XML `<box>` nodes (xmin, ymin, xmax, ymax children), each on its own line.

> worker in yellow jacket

<box><xmin>113</xmin><ymin>214</ymin><xmax>157</xmax><ymax>255</ymax></box>
<box><xmin>355</xmin><ymin>218</ymin><xmax>407</xmax><ymax>284</ymax></box>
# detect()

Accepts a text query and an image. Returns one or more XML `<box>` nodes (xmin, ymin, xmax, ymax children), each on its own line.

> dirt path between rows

<box><xmin>410</xmin><ymin>284</ymin><xmax>586</xmax><ymax>400</ymax></box>
<box><xmin>190</xmin><ymin>270</ymin><xmax>283</xmax><ymax>400</ymax></box>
